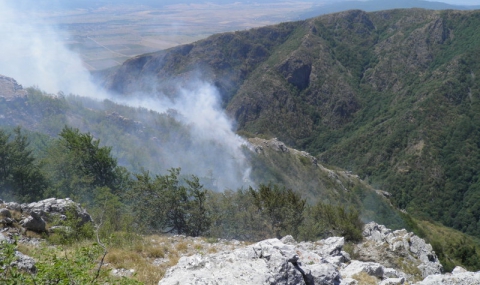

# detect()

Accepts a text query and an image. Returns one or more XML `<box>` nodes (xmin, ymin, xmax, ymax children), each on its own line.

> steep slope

<box><xmin>247</xmin><ymin>137</ymin><xmax>405</xmax><ymax>229</ymax></box>
<box><xmin>0</xmin><ymin>76</ymin><xmax>402</xmax><ymax>230</ymax></box>
<box><xmin>101</xmin><ymin>8</ymin><xmax>480</xmax><ymax>238</ymax></box>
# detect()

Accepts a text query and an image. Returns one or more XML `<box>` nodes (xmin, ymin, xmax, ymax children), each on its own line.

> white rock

<box><xmin>340</xmin><ymin>278</ymin><xmax>358</xmax><ymax>285</ymax></box>
<box><xmin>452</xmin><ymin>266</ymin><xmax>468</xmax><ymax>274</ymax></box>
<box><xmin>380</xmin><ymin>277</ymin><xmax>405</xmax><ymax>285</ymax></box>
<box><xmin>159</xmin><ymin>237</ymin><xmax>341</xmax><ymax>285</ymax></box>
<box><xmin>340</xmin><ymin>260</ymin><xmax>384</xmax><ymax>278</ymax></box>
<box><xmin>415</xmin><ymin>272</ymin><xmax>480</xmax><ymax>285</ymax></box>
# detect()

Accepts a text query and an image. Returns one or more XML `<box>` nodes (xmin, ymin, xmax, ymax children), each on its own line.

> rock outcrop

<box><xmin>12</xmin><ymin>251</ymin><xmax>37</xmax><ymax>274</ymax></box>
<box><xmin>158</xmin><ymin>223</ymin><xmax>479</xmax><ymax>285</ymax></box>
<box><xmin>0</xmin><ymin>75</ymin><xmax>27</xmax><ymax>100</ymax></box>
<box><xmin>159</xmin><ymin>236</ymin><xmax>344</xmax><ymax>285</ymax></box>
<box><xmin>158</xmin><ymin>234</ymin><xmax>413</xmax><ymax>285</ymax></box>
<box><xmin>2</xmin><ymin>198</ymin><xmax>92</xmax><ymax>234</ymax></box>
<box><xmin>416</xmin><ymin>266</ymin><xmax>480</xmax><ymax>285</ymax></box>
<box><xmin>20</xmin><ymin>197</ymin><xmax>92</xmax><ymax>226</ymax></box>
<box><xmin>356</xmin><ymin>222</ymin><xmax>443</xmax><ymax>279</ymax></box>
<box><xmin>0</xmin><ymin>197</ymin><xmax>95</xmax><ymax>277</ymax></box>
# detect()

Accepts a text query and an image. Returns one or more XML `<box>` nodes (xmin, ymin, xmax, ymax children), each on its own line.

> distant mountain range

<box><xmin>21</xmin><ymin>0</ymin><xmax>480</xmax><ymax>14</ymax></box>
<box><xmin>301</xmin><ymin>0</ymin><xmax>480</xmax><ymax>19</ymax></box>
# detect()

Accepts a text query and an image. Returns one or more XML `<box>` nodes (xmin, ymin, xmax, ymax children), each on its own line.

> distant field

<box><xmin>41</xmin><ymin>2</ymin><xmax>313</xmax><ymax>70</ymax></box>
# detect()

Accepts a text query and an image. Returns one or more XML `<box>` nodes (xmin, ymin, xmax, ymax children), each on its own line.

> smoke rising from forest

<box><xmin>0</xmin><ymin>1</ymin><xmax>252</xmax><ymax>191</ymax></box>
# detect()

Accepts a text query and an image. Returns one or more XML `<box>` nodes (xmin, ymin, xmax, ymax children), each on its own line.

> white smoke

<box><xmin>0</xmin><ymin>1</ymin><xmax>253</xmax><ymax>190</ymax></box>
<box><xmin>0</xmin><ymin>2</ymin><xmax>109</xmax><ymax>99</ymax></box>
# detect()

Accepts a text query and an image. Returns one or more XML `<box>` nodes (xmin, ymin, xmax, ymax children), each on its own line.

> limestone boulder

<box><xmin>159</xmin><ymin>237</ymin><xmax>341</xmax><ymax>285</ymax></box>
<box><xmin>21</xmin><ymin>198</ymin><xmax>92</xmax><ymax>225</ymax></box>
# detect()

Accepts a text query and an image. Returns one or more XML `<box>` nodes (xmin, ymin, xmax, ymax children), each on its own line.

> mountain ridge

<box><xmin>100</xmin><ymin>8</ymin><xmax>480</xmax><ymax>238</ymax></box>
<box><xmin>299</xmin><ymin>0</ymin><xmax>480</xmax><ymax>19</ymax></box>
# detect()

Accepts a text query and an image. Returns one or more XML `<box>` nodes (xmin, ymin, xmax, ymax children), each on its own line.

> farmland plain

<box><xmin>38</xmin><ymin>2</ymin><xmax>312</xmax><ymax>70</ymax></box>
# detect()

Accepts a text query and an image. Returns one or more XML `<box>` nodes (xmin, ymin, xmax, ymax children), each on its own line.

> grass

<box><xmin>15</xmin><ymin>233</ymin><xmax>212</xmax><ymax>285</ymax></box>
<box><xmin>97</xmin><ymin>234</ymin><xmax>240</xmax><ymax>284</ymax></box>
<box><xmin>351</xmin><ymin>272</ymin><xmax>379</xmax><ymax>285</ymax></box>
<box><xmin>415</xmin><ymin>218</ymin><xmax>480</xmax><ymax>272</ymax></box>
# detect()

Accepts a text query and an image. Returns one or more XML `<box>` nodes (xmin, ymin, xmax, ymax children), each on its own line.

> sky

<box><xmin>435</xmin><ymin>0</ymin><xmax>480</xmax><ymax>4</ymax></box>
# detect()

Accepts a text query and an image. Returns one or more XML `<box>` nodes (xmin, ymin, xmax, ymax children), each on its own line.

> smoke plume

<box><xmin>0</xmin><ymin>1</ymin><xmax>252</xmax><ymax>191</ymax></box>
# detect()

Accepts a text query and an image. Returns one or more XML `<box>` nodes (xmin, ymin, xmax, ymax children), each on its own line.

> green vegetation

<box><xmin>0</xmin><ymin>128</ymin><xmax>48</xmax><ymax>202</ymax></box>
<box><xmin>0</xmin><ymin>239</ymin><xmax>140</xmax><ymax>284</ymax></box>
<box><xmin>414</xmin><ymin>219</ymin><xmax>480</xmax><ymax>272</ymax></box>
<box><xmin>128</xmin><ymin>169</ymin><xmax>210</xmax><ymax>236</ymax></box>
<box><xmin>179</xmin><ymin>9</ymin><xmax>480</xmax><ymax>242</ymax></box>
<box><xmin>0</xmin><ymin>125</ymin><xmax>367</xmax><ymax>283</ymax></box>
<box><xmin>300</xmin><ymin>203</ymin><xmax>363</xmax><ymax>242</ymax></box>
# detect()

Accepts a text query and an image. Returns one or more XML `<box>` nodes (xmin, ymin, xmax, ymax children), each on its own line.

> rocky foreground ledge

<box><xmin>158</xmin><ymin>222</ymin><xmax>480</xmax><ymax>285</ymax></box>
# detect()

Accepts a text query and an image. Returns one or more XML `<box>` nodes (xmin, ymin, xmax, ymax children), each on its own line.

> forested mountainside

<box><xmin>0</xmin><ymin>76</ymin><xmax>402</xmax><ymax>230</ymax></box>
<box><xmin>101</xmin><ymin>8</ymin><xmax>480</xmax><ymax>238</ymax></box>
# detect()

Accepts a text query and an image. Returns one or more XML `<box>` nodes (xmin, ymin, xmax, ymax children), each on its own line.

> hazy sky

<box><xmin>429</xmin><ymin>0</ymin><xmax>480</xmax><ymax>4</ymax></box>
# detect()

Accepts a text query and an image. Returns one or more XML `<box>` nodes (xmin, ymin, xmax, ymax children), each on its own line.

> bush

<box><xmin>299</xmin><ymin>202</ymin><xmax>363</xmax><ymax>242</ymax></box>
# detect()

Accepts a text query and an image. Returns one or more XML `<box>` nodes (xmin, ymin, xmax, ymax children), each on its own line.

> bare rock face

<box><xmin>0</xmin><ymin>75</ymin><xmax>27</xmax><ymax>100</ymax></box>
<box><xmin>12</xmin><ymin>251</ymin><xmax>37</xmax><ymax>274</ymax></box>
<box><xmin>158</xmin><ymin>234</ymin><xmax>409</xmax><ymax>285</ymax></box>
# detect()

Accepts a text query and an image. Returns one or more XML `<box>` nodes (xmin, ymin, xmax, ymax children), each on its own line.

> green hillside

<box><xmin>0</xmin><ymin>85</ymin><xmax>402</xmax><ymax>229</ymax></box>
<box><xmin>101</xmin><ymin>8</ymin><xmax>480</xmax><ymax>238</ymax></box>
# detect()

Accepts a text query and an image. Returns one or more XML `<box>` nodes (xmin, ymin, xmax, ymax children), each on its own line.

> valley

<box><xmin>32</xmin><ymin>2</ymin><xmax>312</xmax><ymax>70</ymax></box>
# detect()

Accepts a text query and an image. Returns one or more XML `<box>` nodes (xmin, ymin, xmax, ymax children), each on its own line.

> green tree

<box><xmin>206</xmin><ymin>189</ymin><xmax>268</xmax><ymax>240</ymax></box>
<box><xmin>249</xmin><ymin>184</ymin><xmax>306</xmax><ymax>239</ymax></box>
<box><xmin>184</xmin><ymin>175</ymin><xmax>210</xmax><ymax>237</ymax></box>
<box><xmin>299</xmin><ymin>202</ymin><xmax>363</xmax><ymax>242</ymax></box>
<box><xmin>44</xmin><ymin>127</ymin><xmax>129</xmax><ymax>202</ymax></box>
<box><xmin>0</xmin><ymin>127</ymin><xmax>48</xmax><ymax>202</ymax></box>
<box><xmin>128</xmin><ymin>168</ymin><xmax>211</xmax><ymax>236</ymax></box>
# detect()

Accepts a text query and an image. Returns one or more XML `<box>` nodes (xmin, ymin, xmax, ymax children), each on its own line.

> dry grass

<box><xmin>24</xmin><ymin>230</ymin><xmax>44</xmax><ymax>239</ymax></box>
<box><xmin>15</xmin><ymin>232</ymin><xmax>245</xmax><ymax>285</ymax></box>
<box><xmin>102</xmin><ymin>234</ymin><xmax>215</xmax><ymax>284</ymax></box>
<box><xmin>352</xmin><ymin>272</ymin><xmax>379</xmax><ymax>285</ymax></box>
<box><xmin>16</xmin><ymin>243</ymin><xmax>38</xmax><ymax>257</ymax></box>
<box><xmin>9</xmin><ymin>209</ymin><xmax>23</xmax><ymax>221</ymax></box>
<box><xmin>207</xmin><ymin>247</ymin><xmax>218</xmax><ymax>254</ymax></box>
<box><xmin>145</xmin><ymin>245</ymin><xmax>166</xmax><ymax>258</ymax></box>
<box><xmin>175</xmin><ymin>241</ymin><xmax>188</xmax><ymax>252</ymax></box>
